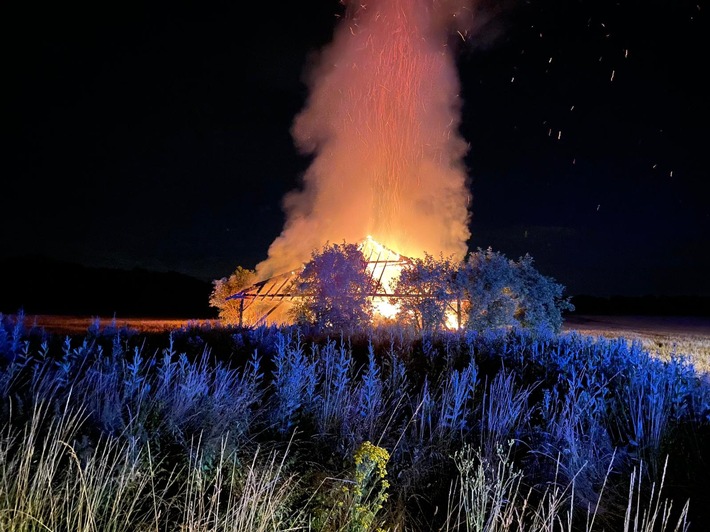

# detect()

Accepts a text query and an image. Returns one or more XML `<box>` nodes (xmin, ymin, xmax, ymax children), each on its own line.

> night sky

<box><xmin>3</xmin><ymin>0</ymin><xmax>708</xmax><ymax>299</ymax></box>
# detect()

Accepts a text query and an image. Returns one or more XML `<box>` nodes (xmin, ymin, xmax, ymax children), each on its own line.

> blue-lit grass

<box><xmin>444</xmin><ymin>443</ymin><xmax>689</xmax><ymax>532</ymax></box>
<box><xmin>0</xmin><ymin>401</ymin><xmax>305</xmax><ymax>531</ymax></box>
<box><xmin>1</xmin><ymin>314</ymin><xmax>707</xmax><ymax>530</ymax></box>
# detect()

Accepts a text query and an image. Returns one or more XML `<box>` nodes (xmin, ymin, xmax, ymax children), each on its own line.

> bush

<box><xmin>392</xmin><ymin>253</ymin><xmax>461</xmax><ymax>333</ymax></box>
<box><xmin>1</xmin><ymin>318</ymin><xmax>706</xmax><ymax>530</ymax></box>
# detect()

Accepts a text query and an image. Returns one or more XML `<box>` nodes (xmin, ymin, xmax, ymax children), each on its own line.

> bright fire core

<box><xmin>361</xmin><ymin>235</ymin><xmax>404</xmax><ymax>320</ymax></box>
<box><xmin>364</xmin><ymin>236</ymin><xmax>462</xmax><ymax>329</ymax></box>
<box><xmin>237</xmin><ymin>235</ymin><xmax>464</xmax><ymax>329</ymax></box>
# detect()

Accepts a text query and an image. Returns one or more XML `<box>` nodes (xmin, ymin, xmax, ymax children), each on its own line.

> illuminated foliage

<box><xmin>313</xmin><ymin>440</ymin><xmax>391</xmax><ymax>532</ymax></box>
<box><xmin>1</xmin><ymin>316</ymin><xmax>708</xmax><ymax>529</ymax></box>
<box><xmin>513</xmin><ymin>252</ymin><xmax>575</xmax><ymax>332</ymax></box>
<box><xmin>389</xmin><ymin>247</ymin><xmax>572</xmax><ymax>333</ymax></box>
<box><xmin>347</xmin><ymin>441</ymin><xmax>391</xmax><ymax>532</ymax></box>
<box><xmin>289</xmin><ymin>242</ymin><xmax>381</xmax><ymax>334</ymax></box>
<box><xmin>391</xmin><ymin>252</ymin><xmax>460</xmax><ymax>332</ymax></box>
<box><xmin>458</xmin><ymin>247</ymin><xmax>574</xmax><ymax>333</ymax></box>
<box><xmin>209</xmin><ymin>266</ymin><xmax>257</xmax><ymax>324</ymax></box>
<box><xmin>457</xmin><ymin>248</ymin><xmax>519</xmax><ymax>331</ymax></box>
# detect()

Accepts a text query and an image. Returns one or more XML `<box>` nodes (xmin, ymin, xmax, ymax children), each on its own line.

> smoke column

<box><xmin>255</xmin><ymin>0</ymin><xmax>479</xmax><ymax>280</ymax></box>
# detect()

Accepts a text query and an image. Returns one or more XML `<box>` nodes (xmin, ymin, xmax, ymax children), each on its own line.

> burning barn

<box><xmin>227</xmin><ymin>237</ymin><xmax>411</xmax><ymax>327</ymax></box>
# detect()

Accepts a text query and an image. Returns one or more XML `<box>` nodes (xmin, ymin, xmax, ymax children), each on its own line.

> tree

<box><xmin>457</xmin><ymin>248</ymin><xmax>519</xmax><ymax>331</ymax></box>
<box><xmin>289</xmin><ymin>242</ymin><xmax>380</xmax><ymax>333</ymax></box>
<box><xmin>456</xmin><ymin>247</ymin><xmax>574</xmax><ymax>333</ymax></box>
<box><xmin>209</xmin><ymin>266</ymin><xmax>257</xmax><ymax>324</ymax></box>
<box><xmin>392</xmin><ymin>253</ymin><xmax>461</xmax><ymax>332</ymax></box>
<box><xmin>512</xmin><ymin>253</ymin><xmax>575</xmax><ymax>332</ymax></box>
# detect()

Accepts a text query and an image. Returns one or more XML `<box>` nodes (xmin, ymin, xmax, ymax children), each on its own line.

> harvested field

<box><xmin>564</xmin><ymin>314</ymin><xmax>710</xmax><ymax>373</ymax></box>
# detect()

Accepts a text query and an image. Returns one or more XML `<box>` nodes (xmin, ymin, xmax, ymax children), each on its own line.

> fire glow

<box><xmin>233</xmin><ymin>234</ymin><xmax>465</xmax><ymax>329</ymax></box>
<box><xmin>253</xmin><ymin>0</ymin><xmax>477</xmax><ymax>285</ymax></box>
<box><xmin>360</xmin><ymin>235</ymin><xmax>405</xmax><ymax>320</ymax></box>
<box><xmin>362</xmin><ymin>235</ymin><xmax>463</xmax><ymax>329</ymax></box>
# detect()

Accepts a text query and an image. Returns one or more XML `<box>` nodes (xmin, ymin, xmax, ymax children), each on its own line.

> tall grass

<box><xmin>445</xmin><ymin>443</ymin><xmax>690</xmax><ymax>532</ymax></box>
<box><xmin>0</xmin><ymin>399</ymin><xmax>152</xmax><ymax>531</ymax></box>
<box><xmin>1</xmin><ymin>313</ymin><xmax>708</xmax><ymax>530</ymax></box>
<box><xmin>0</xmin><ymin>401</ymin><xmax>303</xmax><ymax>531</ymax></box>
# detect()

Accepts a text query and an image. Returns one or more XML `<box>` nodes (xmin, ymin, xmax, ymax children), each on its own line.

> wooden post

<box><xmin>457</xmin><ymin>298</ymin><xmax>461</xmax><ymax>331</ymax></box>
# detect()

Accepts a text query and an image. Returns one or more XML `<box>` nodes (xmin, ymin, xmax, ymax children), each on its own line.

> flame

<box><xmin>359</xmin><ymin>235</ymin><xmax>405</xmax><ymax>320</ymax></box>
<box><xmin>445</xmin><ymin>308</ymin><xmax>461</xmax><ymax>331</ymax></box>
<box><xmin>362</xmin><ymin>236</ymin><xmax>465</xmax><ymax>330</ymax></box>
<box><xmin>239</xmin><ymin>0</ymin><xmax>484</xmax><ymax>330</ymax></box>
<box><xmin>238</xmin><ymin>234</ymin><xmax>466</xmax><ymax>329</ymax></box>
<box><xmin>361</xmin><ymin>235</ymin><xmax>461</xmax><ymax>329</ymax></box>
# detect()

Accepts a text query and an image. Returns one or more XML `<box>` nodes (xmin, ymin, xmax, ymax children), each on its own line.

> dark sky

<box><xmin>2</xmin><ymin>0</ymin><xmax>708</xmax><ymax>298</ymax></box>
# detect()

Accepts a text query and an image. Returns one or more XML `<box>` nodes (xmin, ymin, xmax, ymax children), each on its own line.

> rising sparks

<box><xmin>253</xmin><ymin>0</ymin><xmax>475</xmax><ymax>283</ymax></box>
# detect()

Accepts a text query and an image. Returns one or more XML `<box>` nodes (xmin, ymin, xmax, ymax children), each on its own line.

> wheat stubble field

<box><xmin>563</xmin><ymin>314</ymin><xmax>710</xmax><ymax>374</ymax></box>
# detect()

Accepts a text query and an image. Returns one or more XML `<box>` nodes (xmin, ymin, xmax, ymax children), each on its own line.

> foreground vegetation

<box><xmin>1</xmin><ymin>312</ymin><xmax>709</xmax><ymax>530</ymax></box>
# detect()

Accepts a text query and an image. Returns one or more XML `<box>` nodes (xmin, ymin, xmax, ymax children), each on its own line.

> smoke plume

<box><xmin>255</xmin><ymin>0</ymin><xmax>480</xmax><ymax>280</ymax></box>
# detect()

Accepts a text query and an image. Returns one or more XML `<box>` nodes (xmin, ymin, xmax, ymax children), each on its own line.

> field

<box><xmin>22</xmin><ymin>314</ymin><xmax>220</xmax><ymax>335</ymax></box>
<box><xmin>562</xmin><ymin>314</ymin><xmax>710</xmax><ymax>374</ymax></box>
<box><xmin>2</xmin><ymin>312</ymin><xmax>710</xmax><ymax>530</ymax></box>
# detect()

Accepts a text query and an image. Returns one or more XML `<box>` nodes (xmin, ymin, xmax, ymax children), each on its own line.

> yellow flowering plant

<box><xmin>344</xmin><ymin>440</ymin><xmax>391</xmax><ymax>532</ymax></box>
<box><xmin>313</xmin><ymin>440</ymin><xmax>391</xmax><ymax>532</ymax></box>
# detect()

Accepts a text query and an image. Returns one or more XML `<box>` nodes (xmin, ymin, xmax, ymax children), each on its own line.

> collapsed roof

<box><xmin>226</xmin><ymin>237</ymin><xmax>411</xmax><ymax>326</ymax></box>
